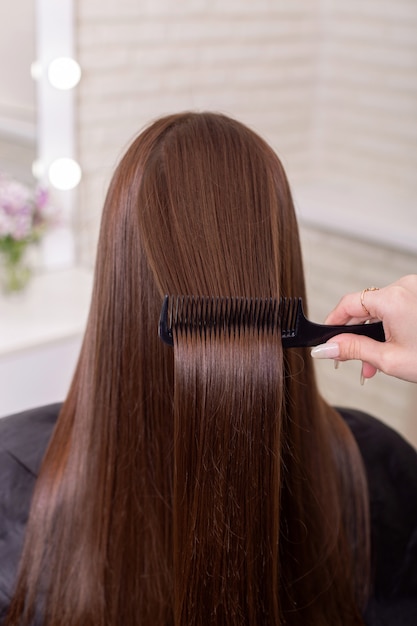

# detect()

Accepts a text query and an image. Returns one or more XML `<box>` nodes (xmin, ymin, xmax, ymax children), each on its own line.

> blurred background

<box><xmin>0</xmin><ymin>0</ymin><xmax>416</xmax><ymax>446</ymax></box>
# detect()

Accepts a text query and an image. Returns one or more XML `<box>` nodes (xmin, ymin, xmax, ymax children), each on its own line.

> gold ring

<box><xmin>360</xmin><ymin>286</ymin><xmax>379</xmax><ymax>316</ymax></box>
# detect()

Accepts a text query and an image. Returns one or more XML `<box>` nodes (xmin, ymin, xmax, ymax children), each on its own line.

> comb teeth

<box><xmin>159</xmin><ymin>295</ymin><xmax>302</xmax><ymax>346</ymax></box>
<box><xmin>280</xmin><ymin>296</ymin><xmax>301</xmax><ymax>339</ymax></box>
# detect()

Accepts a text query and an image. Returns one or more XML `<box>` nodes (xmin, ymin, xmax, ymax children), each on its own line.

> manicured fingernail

<box><xmin>311</xmin><ymin>342</ymin><xmax>340</xmax><ymax>359</ymax></box>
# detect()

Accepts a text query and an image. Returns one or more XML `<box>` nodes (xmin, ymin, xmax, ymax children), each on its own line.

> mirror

<box><xmin>0</xmin><ymin>0</ymin><xmax>78</xmax><ymax>269</ymax></box>
<box><xmin>0</xmin><ymin>1</ymin><xmax>36</xmax><ymax>184</ymax></box>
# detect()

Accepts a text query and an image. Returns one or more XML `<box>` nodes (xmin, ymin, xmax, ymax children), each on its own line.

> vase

<box><xmin>0</xmin><ymin>245</ymin><xmax>32</xmax><ymax>294</ymax></box>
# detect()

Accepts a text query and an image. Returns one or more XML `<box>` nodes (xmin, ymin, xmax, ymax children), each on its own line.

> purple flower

<box><xmin>0</xmin><ymin>172</ymin><xmax>55</xmax><ymax>242</ymax></box>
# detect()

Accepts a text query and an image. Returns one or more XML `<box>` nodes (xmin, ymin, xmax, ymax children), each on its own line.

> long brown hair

<box><xmin>6</xmin><ymin>112</ymin><xmax>370</xmax><ymax>625</ymax></box>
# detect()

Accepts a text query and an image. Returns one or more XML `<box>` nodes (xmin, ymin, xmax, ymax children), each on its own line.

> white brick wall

<box><xmin>75</xmin><ymin>0</ymin><xmax>417</xmax><ymax>259</ymax></box>
<box><xmin>315</xmin><ymin>0</ymin><xmax>417</xmax><ymax>197</ymax></box>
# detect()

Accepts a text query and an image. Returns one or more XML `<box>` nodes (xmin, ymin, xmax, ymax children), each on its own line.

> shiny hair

<box><xmin>6</xmin><ymin>112</ymin><xmax>370</xmax><ymax>625</ymax></box>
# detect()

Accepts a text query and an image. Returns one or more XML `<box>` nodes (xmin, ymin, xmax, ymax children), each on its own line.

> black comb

<box><xmin>158</xmin><ymin>295</ymin><xmax>385</xmax><ymax>348</ymax></box>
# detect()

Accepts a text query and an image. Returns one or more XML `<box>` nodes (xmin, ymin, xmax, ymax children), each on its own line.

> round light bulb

<box><xmin>48</xmin><ymin>158</ymin><xmax>82</xmax><ymax>190</ymax></box>
<box><xmin>47</xmin><ymin>57</ymin><xmax>81</xmax><ymax>90</ymax></box>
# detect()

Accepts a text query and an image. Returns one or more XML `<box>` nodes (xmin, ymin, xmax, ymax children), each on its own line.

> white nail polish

<box><xmin>311</xmin><ymin>342</ymin><xmax>340</xmax><ymax>359</ymax></box>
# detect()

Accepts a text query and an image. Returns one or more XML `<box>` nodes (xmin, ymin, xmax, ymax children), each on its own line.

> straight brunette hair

<box><xmin>6</xmin><ymin>112</ymin><xmax>370</xmax><ymax>625</ymax></box>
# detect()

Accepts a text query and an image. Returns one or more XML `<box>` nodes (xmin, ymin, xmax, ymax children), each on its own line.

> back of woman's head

<box><xmin>98</xmin><ymin>111</ymin><xmax>304</xmax><ymax>302</ymax></box>
<box><xmin>7</xmin><ymin>112</ymin><xmax>370</xmax><ymax>626</ymax></box>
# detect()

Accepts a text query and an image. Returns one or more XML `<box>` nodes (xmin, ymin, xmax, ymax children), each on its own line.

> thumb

<box><xmin>311</xmin><ymin>333</ymin><xmax>384</xmax><ymax>370</ymax></box>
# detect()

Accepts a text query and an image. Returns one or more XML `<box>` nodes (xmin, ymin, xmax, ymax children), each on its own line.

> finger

<box><xmin>311</xmin><ymin>333</ymin><xmax>385</xmax><ymax>371</ymax></box>
<box><xmin>361</xmin><ymin>361</ymin><xmax>378</xmax><ymax>379</ymax></box>
<box><xmin>324</xmin><ymin>293</ymin><xmax>365</xmax><ymax>325</ymax></box>
<box><xmin>325</xmin><ymin>288</ymin><xmax>381</xmax><ymax>325</ymax></box>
